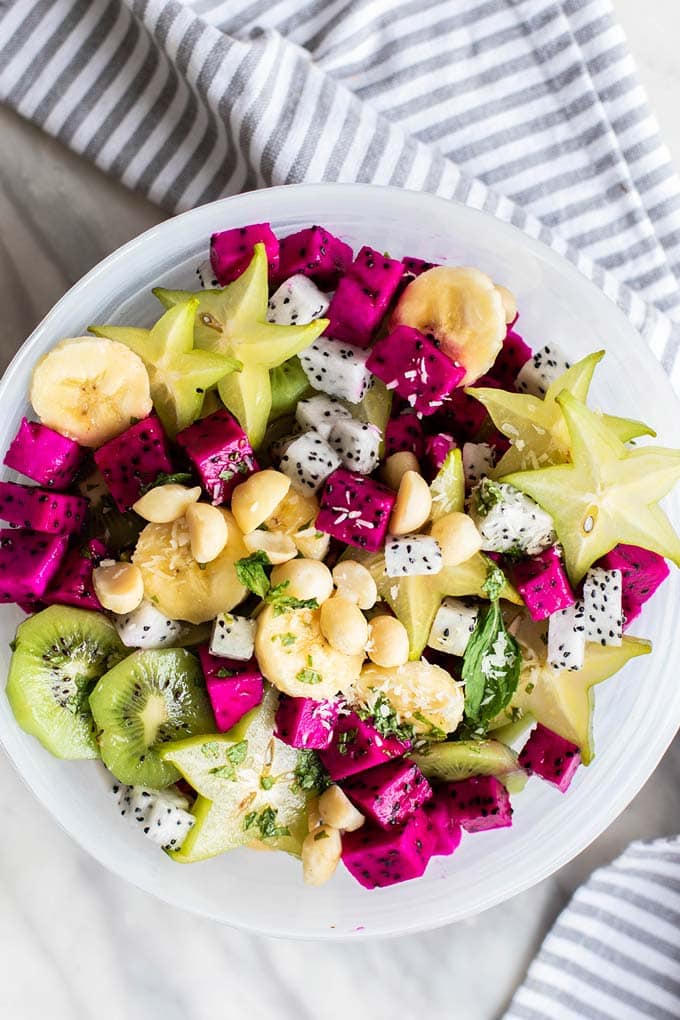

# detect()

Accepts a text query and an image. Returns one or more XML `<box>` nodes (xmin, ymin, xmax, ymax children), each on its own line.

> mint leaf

<box><xmin>243</xmin><ymin>805</ymin><xmax>290</xmax><ymax>839</ymax></box>
<box><xmin>296</xmin><ymin>666</ymin><xmax>323</xmax><ymax>685</ymax></box>
<box><xmin>265</xmin><ymin>580</ymin><xmax>318</xmax><ymax>617</ymax></box>
<box><xmin>138</xmin><ymin>471</ymin><xmax>193</xmax><ymax>496</ymax></box>
<box><xmin>235</xmin><ymin>551</ymin><xmax>271</xmax><ymax>598</ymax></box>
<box><xmin>207</xmin><ymin>740</ymin><xmax>249</xmax><ymax>780</ymax></box>
<box><xmin>293</xmin><ymin>749</ymin><xmax>330</xmax><ymax>793</ymax></box>
<box><xmin>357</xmin><ymin>692</ymin><xmax>415</xmax><ymax>744</ymax></box>
<box><xmin>462</xmin><ymin>602</ymin><xmax>521</xmax><ymax>726</ymax></box>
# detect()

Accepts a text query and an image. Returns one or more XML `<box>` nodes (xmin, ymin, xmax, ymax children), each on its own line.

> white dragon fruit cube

<box><xmin>279</xmin><ymin>430</ymin><xmax>342</xmax><ymax>494</ymax></box>
<box><xmin>210</xmin><ymin>613</ymin><xmax>256</xmax><ymax>660</ymax></box>
<box><xmin>462</xmin><ymin>442</ymin><xmax>495</xmax><ymax>488</ymax></box>
<box><xmin>385</xmin><ymin>535</ymin><xmax>443</xmax><ymax>577</ymax></box>
<box><xmin>583</xmin><ymin>567</ymin><xmax>623</xmax><ymax>646</ymax></box>
<box><xmin>469</xmin><ymin>480</ymin><xmax>555</xmax><ymax>556</ymax></box>
<box><xmin>329</xmin><ymin>419</ymin><xmax>381</xmax><ymax>475</ymax></box>
<box><xmin>144</xmin><ymin>799</ymin><xmax>196</xmax><ymax>850</ymax></box>
<box><xmin>547</xmin><ymin>601</ymin><xmax>586</xmax><ymax>671</ymax></box>
<box><xmin>427</xmin><ymin>597</ymin><xmax>479</xmax><ymax>657</ymax></box>
<box><xmin>299</xmin><ymin>337</ymin><xmax>373</xmax><ymax>404</ymax></box>
<box><xmin>267</xmin><ymin>275</ymin><xmax>331</xmax><ymax>325</ymax></box>
<box><xmin>516</xmin><ymin>343</ymin><xmax>571</xmax><ymax>398</ymax></box>
<box><xmin>295</xmin><ymin>394</ymin><xmax>352</xmax><ymax>439</ymax></box>
<box><xmin>114</xmin><ymin>600</ymin><xmax>183</xmax><ymax>649</ymax></box>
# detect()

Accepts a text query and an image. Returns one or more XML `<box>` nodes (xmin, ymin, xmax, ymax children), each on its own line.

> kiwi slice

<box><xmin>7</xmin><ymin>606</ymin><xmax>127</xmax><ymax>759</ymax></box>
<box><xmin>89</xmin><ymin>648</ymin><xmax>215</xmax><ymax>789</ymax></box>
<box><xmin>411</xmin><ymin>738</ymin><xmax>520</xmax><ymax>782</ymax></box>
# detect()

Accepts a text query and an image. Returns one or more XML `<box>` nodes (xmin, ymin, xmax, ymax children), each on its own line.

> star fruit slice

<box><xmin>154</xmin><ymin>245</ymin><xmax>328</xmax><ymax>447</ymax></box>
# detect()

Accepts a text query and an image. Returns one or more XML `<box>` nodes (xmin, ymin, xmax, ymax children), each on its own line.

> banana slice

<box><xmin>354</xmin><ymin>660</ymin><xmax>464</xmax><ymax>736</ymax></box>
<box><xmin>391</xmin><ymin>267</ymin><xmax>505</xmax><ymax>385</ymax></box>
<box><xmin>264</xmin><ymin>487</ymin><xmax>319</xmax><ymax>535</ymax></box>
<box><xmin>30</xmin><ymin>337</ymin><xmax>152</xmax><ymax>447</ymax></box>
<box><xmin>255</xmin><ymin>605</ymin><xmax>363</xmax><ymax>701</ymax></box>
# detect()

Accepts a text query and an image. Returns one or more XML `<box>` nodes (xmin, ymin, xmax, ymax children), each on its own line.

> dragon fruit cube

<box><xmin>422</xmin><ymin>799</ymin><xmax>463</xmax><ymax>856</ymax></box>
<box><xmin>298</xmin><ymin>337</ymin><xmax>373</xmax><ymax>404</ymax></box>
<box><xmin>114</xmin><ymin>601</ymin><xmax>183</xmax><ymax>649</ymax></box>
<box><xmin>279</xmin><ymin>431</ymin><xmax>341</xmax><ymax>495</ymax></box>
<box><xmin>328</xmin><ymin>419</ymin><xmax>381</xmax><ymax>475</ymax></box>
<box><xmin>462</xmin><ymin>442</ymin><xmax>495</xmax><ymax>488</ymax></box>
<box><xmin>513</xmin><ymin>546</ymin><xmax>575</xmax><ymax>621</ymax></box>
<box><xmin>519</xmin><ymin>724</ymin><xmax>581</xmax><ymax>792</ymax></box>
<box><xmin>385</xmin><ymin>415</ymin><xmax>424</xmax><ymax>458</ymax></box>
<box><xmin>547</xmin><ymin>601</ymin><xmax>586</xmax><ymax>671</ymax></box>
<box><xmin>488</xmin><ymin>329</ymin><xmax>533</xmax><ymax>390</ymax></box>
<box><xmin>599</xmin><ymin>544</ymin><xmax>669</xmax><ymax>629</ymax></box>
<box><xmin>385</xmin><ymin>535</ymin><xmax>443</xmax><ymax>577</ymax></box>
<box><xmin>438</xmin><ymin>776</ymin><xmax>513</xmax><ymax>833</ymax></box>
<box><xmin>439</xmin><ymin>386</ymin><xmax>491</xmax><ymax>440</ymax></box>
<box><xmin>176</xmin><ymin>409</ymin><xmax>258</xmax><ymax>505</ymax></box>
<box><xmin>516</xmin><ymin>343</ymin><xmax>570</xmax><ymax>398</ymax></box>
<box><xmin>197</xmin><ymin>645</ymin><xmax>264</xmax><ymax>732</ymax></box>
<box><xmin>4</xmin><ymin>417</ymin><xmax>84</xmax><ymax>489</ymax></box>
<box><xmin>94</xmin><ymin>416</ymin><xmax>174</xmax><ymax>512</ymax></box>
<box><xmin>401</xmin><ymin>256</ymin><xmax>437</xmax><ymax>280</ymax></box>
<box><xmin>44</xmin><ymin>538</ymin><xmax>106</xmax><ymax>610</ymax></box>
<box><xmin>320</xmin><ymin>711</ymin><xmax>409</xmax><ymax>781</ymax></box>
<box><xmin>342</xmin><ymin>807</ymin><xmax>438</xmax><ymax>888</ymax></box>
<box><xmin>210</xmin><ymin>223</ymin><xmax>279</xmax><ymax>284</ymax></box>
<box><xmin>276</xmin><ymin>225</ymin><xmax>353</xmax><ymax>287</ymax></box>
<box><xmin>324</xmin><ymin>246</ymin><xmax>403</xmax><ymax>348</ymax></box>
<box><xmin>275</xmin><ymin>695</ymin><xmax>339</xmax><ymax>750</ymax></box>
<box><xmin>267</xmin><ymin>275</ymin><xmax>330</xmax><ymax>325</ymax></box>
<box><xmin>0</xmin><ymin>529</ymin><xmax>68</xmax><ymax>603</ymax></box>
<box><xmin>582</xmin><ymin>567</ymin><xmax>623</xmax><ymax>646</ymax></box>
<box><xmin>342</xmin><ymin>759</ymin><xmax>432</xmax><ymax>829</ymax></box>
<box><xmin>316</xmin><ymin>468</ymin><xmax>396</xmax><ymax>552</ymax></box>
<box><xmin>0</xmin><ymin>481</ymin><xmax>87</xmax><ymax>535</ymax></box>
<box><xmin>423</xmin><ymin>433</ymin><xmax>456</xmax><ymax>476</ymax></box>
<box><xmin>366</xmin><ymin>326</ymin><xmax>464</xmax><ymax>416</ymax></box>
<box><xmin>295</xmin><ymin>395</ymin><xmax>352</xmax><ymax>440</ymax></box>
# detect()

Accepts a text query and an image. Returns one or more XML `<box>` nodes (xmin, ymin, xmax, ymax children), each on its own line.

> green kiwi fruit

<box><xmin>411</xmin><ymin>738</ymin><xmax>520</xmax><ymax>782</ymax></box>
<box><xmin>6</xmin><ymin>606</ymin><xmax>127</xmax><ymax>759</ymax></box>
<box><xmin>89</xmin><ymin>648</ymin><xmax>215</xmax><ymax>788</ymax></box>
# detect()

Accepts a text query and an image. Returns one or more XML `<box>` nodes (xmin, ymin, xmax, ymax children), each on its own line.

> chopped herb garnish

<box><xmin>412</xmin><ymin>711</ymin><xmax>447</xmax><ymax>741</ymax></box>
<box><xmin>243</xmin><ymin>805</ymin><xmax>290</xmax><ymax>839</ymax></box>
<box><xmin>293</xmin><ymin>749</ymin><xmax>331</xmax><ymax>793</ymax></box>
<box><xmin>215</xmin><ymin>667</ymin><xmax>238</xmax><ymax>678</ymax></box>
<box><xmin>358</xmin><ymin>692</ymin><xmax>415</xmax><ymax>744</ymax></box>
<box><xmin>260</xmin><ymin>775</ymin><xmax>274</xmax><ymax>790</ymax></box>
<box><xmin>235</xmin><ymin>551</ymin><xmax>271</xmax><ymax>598</ymax></box>
<box><xmin>275</xmin><ymin>632</ymin><xmax>297</xmax><ymax>647</ymax></box>
<box><xmin>296</xmin><ymin>666</ymin><xmax>323</xmax><ymax>685</ymax></box>
<box><xmin>138</xmin><ymin>471</ymin><xmax>193</xmax><ymax>496</ymax></box>
<box><xmin>474</xmin><ymin>478</ymin><xmax>504</xmax><ymax>517</ymax></box>
<box><xmin>207</xmin><ymin>740</ymin><xmax>248</xmax><ymax>780</ymax></box>
<box><xmin>337</xmin><ymin>728</ymin><xmax>358</xmax><ymax>756</ymax></box>
<box><xmin>482</xmin><ymin>561</ymin><xmax>507</xmax><ymax>601</ymax></box>
<box><xmin>265</xmin><ymin>580</ymin><xmax>318</xmax><ymax>616</ymax></box>
<box><xmin>313</xmin><ymin>829</ymin><xmax>330</xmax><ymax>841</ymax></box>
<box><xmin>200</xmin><ymin>741</ymin><xmax>221</xmax><ymax>759</ymax></box>
<box><xmin>524</xmin><ymin>681</ymin><xmax>535</xmax><ymax>694</ymax></box>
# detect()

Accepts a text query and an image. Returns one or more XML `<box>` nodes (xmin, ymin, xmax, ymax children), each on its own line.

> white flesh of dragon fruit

<box><xmin>109</xmin><ymin>780</ymin><xmax>194</xmax><ymax>850</ymax></box>
<box><xmin>385</xmin><ymin>535</ymin><xmax>443</xmax><ymax>577</ymax></box>
<box><xmin>547</xmin><ymin>601</ymin><xmax>586</xmax><ymax>671</ymax></box>
<box><xmin>114</xmin><ymin>600</ymin><xmax>183</xmax><ymax>649</ymax></box>
<box><xmin>462</xmin><ymin>442</ymin><xmax>495</xmax><ymax>488</ymax></box>
<box><xmin>267</xmin><ymin>275</ymin><xmax>331</xmax><ymax>325</ymax></box>
<box><xmin>427</xmin><ymin>597</ymin><xmax>479</xmax><ymax>657</ymax></box>
<box><xmin>210</xmin><ymin>613</ymin><xmax>257</xmax><ymax>660</ymax></box>
<box><xmin>329</xmin><ymin>419</ymin><xmax>381</xmax><ymax>475</ymax></box>
<box><xmin>299</xmin><ymin>337</ymin><xmax>373</xmax><ymax>403</ymax></box>
<box><xmin>469</xmin><ymin>480</ymin><xmax>555</xmax><ymax>555</ymax></box>
<box><xmin>279</xmin><ymin>430</ymin><xmax>342</xmax><ymax>494</ymax></box>
<box><xmin>195</xmin><ymin>258</ymin><xmax>218</xmax><ymax>288</ymax></box>
<box><xmin>516</xmin><ymin>343</ymin><xmax>571</xmax><ymax>398</ymax></box>
<box><xmin>582</xmin><ymin>567</ymin><xmax>623</xmax><ymax>647</ymax></box>
<box><xmin>144</xmin><ymin>798</ymin><xmax>196</xmax><ymax>850</ymax></box>
<box><xmin>295</xmin><ymin>394</ymin><xmax>351</xmax><ymax>440</ymax></box>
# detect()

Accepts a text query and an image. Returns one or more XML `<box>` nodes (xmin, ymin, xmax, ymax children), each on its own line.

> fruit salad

<box><xmin>3</xmin><ymin>221</ymin><xmax>680</xmax><ymax>890</ymax></box>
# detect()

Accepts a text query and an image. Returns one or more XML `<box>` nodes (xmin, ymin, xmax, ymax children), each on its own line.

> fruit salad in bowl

<box><xmin>3</xmin><ymin>200</ymin><xmax>680</xmax><ymax>906</ymax></box>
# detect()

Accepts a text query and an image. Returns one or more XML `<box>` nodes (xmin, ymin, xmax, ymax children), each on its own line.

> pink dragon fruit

<box><xmin>367</xmin><ymin>326</ymin><xmax>465</xmax><ymax>416</ymax></box>
<box><xmin>0</xmin><ymin>481</ymin><xmax>87</xmax><ymax>535</ymax></box>
<box><xmin>599</xmin><ymin>544</ymin><xmax>670</xmax><ymax>628</ymax></box>
<box><xmin>316</xmin><ymin>468</ymin><xmax>396</xmax><ymax>552</ymax></box>
<box><xmin>513</xmin><ymin>546</ymin><xmax>575</xmax><ymax>621</ymax></box>
<box><xmin>324</xmin><ymin>246</ymin><xmax>403</xmax><ymax>347</ymax></box>
<box><xmin>487</xmin><ymin>329</ymin><xmax>533</xmax><ymax>390</ymax></box>
<box><xmin>44</xmin><ymin>538</ymin><xmax>107</xmax><ymax>610</ymax></box>
<box><xmin>210</xmin><ymin>223</ymin><xmax>279</xmax><ymax>284</ymax></box>
<box><xmin>197</xmin><ymin>644</ymin><xmax>264</xmax><ymax>732</ymax></box>
<box><xmin>342</xmin><ymin>807</ymin><xmax>438</xmax><ymax>888</ymax></box>
<box><xmin>0</xmin><ymin>529</ymin><xmax>68</xmax><ymax>603</ymax></box>
<box><xmin>422</xmin><ymin>799</ymin><xmax>463</xmax><ymax>856</ymax></box>
<box><xmin>437</xmin><ymin>776</ymin><xmax>513</xmax><ymax>833</ymax></box>
<box><xmin>94</xmin><ymin>416</ymin><xmax>174</xmax><ymax>512</ymax></box>
<box><xmin>385</xmin><ymin>414</ymin><xmax>424</xmax><ymax>458</ymax></box>
<box><xmin>401</xmin><ymin>256</ymin><xmax>437</xmax><ymax>280</ymax></box>
<box><xmin>343</xmin><ymin>759</ymin><xmax>432</xmax><ymax>829</ymax></box>
<box><xmin>320</xmin><ymin>711</ymin><xmax>409</xmax><ymax>781</ymax></box>
<box><xmin>4</xmin><ymin>417</ymin><xmax>83</xmax><ymax>490</ymax></box>
<box><xmin>423</xmin><ymin>433</ymin><xmax>456</xmax><ymax>476</ymax></box>
<box><xmin>276</xmin><ymin>225</ymin><xmax>353</xmax><ymax>286</ymax></box>
<box><xmin>274</xmin><ymin>695</ymin><xmax>339</xmax><ymax>750</ymax></box>
<box><xmin>519</xmin><ymin>724</ymin><xmax>581</xmax><ymax>792</ymax></box>
<box><xmin>438</xmin><ymin>387</ymin><xmax>490</xmax><ymax>440</ymax></box>
<box><xmin>176</xmin><ymin>409</ymin><xmax>258</xmax><ymax>505</ymax></box>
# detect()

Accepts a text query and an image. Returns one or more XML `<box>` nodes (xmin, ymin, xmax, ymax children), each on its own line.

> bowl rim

<box><xmin>2</xmin><ymin>181</ymin><xmax>680</xmax><ymax>940</ymax></box>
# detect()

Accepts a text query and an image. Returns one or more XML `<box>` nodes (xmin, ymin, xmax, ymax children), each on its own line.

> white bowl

<box><xmin>1</xmin><ymin>184</ymin><xmax>679</xmax><ymax>939</ymax></box>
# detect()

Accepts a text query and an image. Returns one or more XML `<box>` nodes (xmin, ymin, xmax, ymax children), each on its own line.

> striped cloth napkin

<box><xmin>1</xmin><ymin>1</ymin><xmax>680</xmax><ymax>1017</ymax></box>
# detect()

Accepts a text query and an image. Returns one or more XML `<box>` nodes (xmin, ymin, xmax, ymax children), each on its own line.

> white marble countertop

<box><xmin>1</xmin><ymin>4</ymin><xmax>680</xmax><ymax>1018</ymax></box>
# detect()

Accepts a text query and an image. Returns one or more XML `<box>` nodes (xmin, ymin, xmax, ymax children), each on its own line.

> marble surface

<box><xmin>1</xmin><ymin>5</ymin><xmax>680</xmax><ymax>1018</ymax></box>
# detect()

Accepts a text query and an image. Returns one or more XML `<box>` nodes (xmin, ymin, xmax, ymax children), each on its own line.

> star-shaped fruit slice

<box><xmin>468</xmin><ymin>351</ymin><xmax>654</xmax><ymax>476</ymax></box>
<box><xmin>90</xmin><ymin>299</ymin><xmax>238</xmax><ymax>436</ymax></box>
<box><xmin>501</xmin><ymin>390</ymin><xmax>680</xmax><ymax>584</ymax></box>
<box><xmin>154</xmin><ymin>245</ymin><xmax>328</xmax><ymax>447</ymax></box>
<box><xmin>160</xmin><ymin>688</ymin><xmax>309</xmax><ymax>863</ymax></box>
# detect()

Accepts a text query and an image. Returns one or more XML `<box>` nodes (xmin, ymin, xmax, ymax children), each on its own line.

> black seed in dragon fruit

<box><xmin>209</xmin><ymin>222</ymin><xmax>279</xmax><ymax>284</ymax></box>
<box><xmin>328</xmin><ymin>419</ymin><xmax>381</xmax><ymax>475</ymax></box>
<box><xmin>176</xmin><ymin>409</ymin><xmax>258</xmax><ymax>505</ymax></box>
<box><xmin>319</xmin><ymin>710</ymin><xmax>409</xmax><ymax>781</ymax></box>
<box><xmin>44</xmin><ymin>538</ymin><xmax>107</xmax><ymax>611</ymax></box>
<box><xmin>385</xmin><ymin>414</ymin><xmax>425</xmax><ymax>458</ymax></box>
<box><xmin>516</xmin><ymin>343</ymin><xmax>570</xmax><ymax>398</ymax></box>
<box><xmin>342</xmin><ymin>759</ymin><xmax>432</xmax><ymax>829</ymax></box>
<box><xmin>599</xmin><ymin>544</ymin><xmax>669</xmax><ymax>629</ymax></box>
<box><xmin>94</xmin><ymin>416</ymin><xmax>174</xmax><ymax>512</ymax></box>
<box><xmin>275</xmin><ymin>694</ymin><xmax>339</xmax><ymax>750</ymax></box>
<box><xmin>316</xmin><ymin>468</ymin><xmax>396</xmax><ymax>552</ymax></box>
<box><xmin>518</xmin><ymin>724</ymin><xmax>581</xmax><ymax>792</ymax></box>
<box><xmin>486</xmin><ymin>328</ymin><xmax>533</xmax><ymax>391</ymax></box>
<box><xmin>0</xmin><ymin>480</ymin><xmax>88</xmax><ymax>535</ymax></box>
<box><xmin>421</xmin><ymin>799</ymin><xmax>463</xmax><ymax>856</ymax></box>
<box><xmin>324</xmin><ymin>246</ymin><xmax>403</xmax><ymax>348</ymax></box>
<box><xmin>423</xmin><ymin>432</ymin><xmax>456</xmax><ymax>477</ymax></box>
<box><xmin>197</xmin><ymin>644</ymin><xmax>264</xmax><ymax>732</ymax></box>
<box><xmin>366</xmin><ymin>326</ymin><xmax>465</xmax><ymax>416</ymax></box>
<box><xmin>298</xmin><ymin>337</ymin><xmax>373</xmax><ymax>404</ymax></box>
<box><xmin>547</xmin><ymin>600</ymin><xmax>586</xmax><ymax>671</ymax></box>
<box><xmin>114</xmin><ymin>600</ymin><xmax>183</xmax><ymax>649</ymax></box>
<box><xmin>279</xmin><ymin>431</ymin><xmax>341</xmax><ymax>494</ymax></box>
<box><xmin>512</xmin><ymin>546</ymin><xmax>575</xmax><ymax>621</ymax></box>
<box><xmin>276</xmin><ymin>225</ymin><xmax>353</xmax><ymax>287</ymax></box>
<box><xmin>295</xmin><ymin>395</ymin><xmax>352</xmax><ymax>440</ymax></box>
<box><xmin>401</xmin><ymin>256</ymin><xmax>438</xmax><ymax>280</ymax></box>
<box><xmin>582</xmin><ymin>566</ymin><xmax>623</xmax><ymax>646</ymax></box>
<box><xmin>437</xmin><ymin>776</ymin><xmax>513</xmax><ymax>833</ymax></box>
<box><xmin>385</xmin><ymin>535</ymin><xmax>443</xmax><ymax>577</ymax></box>
<box><xmin>341</xmin><ymin>806</ymin><xmax>438</xmax><ymax>888</ymax></box>
<box><xmin>4</xmin><ymin>417</ymin><xmax>84</xmax><ymax>490</ymax></box>
<box><xmin>267</xmin><ymin>275</ymin><xmax>330</xmax><ymax>325</ymax></box>
<box><xmin>0</xmin><ymin>529</ymin><xmax>68</xmax><ymax>603</ymax></box>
